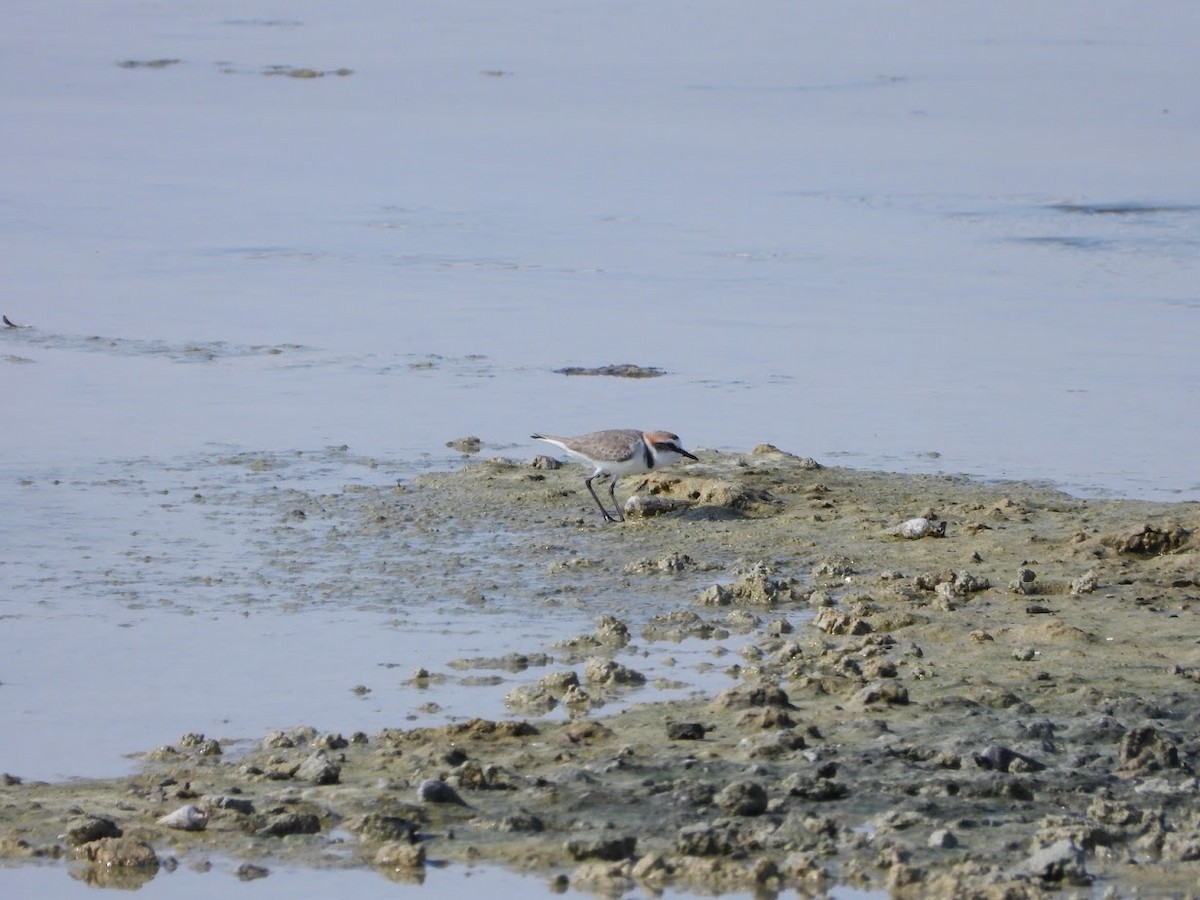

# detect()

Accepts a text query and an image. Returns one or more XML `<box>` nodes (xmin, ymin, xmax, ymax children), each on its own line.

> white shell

<box><xmin>157</xmin><ymin>804</ymin><xmax>209</xmax><ymax>831</ymax></box>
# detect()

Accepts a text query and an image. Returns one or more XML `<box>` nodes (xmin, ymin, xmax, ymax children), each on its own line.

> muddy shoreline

<box><xmin>3</xmin><ymin>446</ymin><xmax>1199</xmax><ymax>896</ymax></box>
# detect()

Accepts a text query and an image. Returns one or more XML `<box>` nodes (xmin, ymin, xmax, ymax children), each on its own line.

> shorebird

<box><xmin>531</xmin><ymin>429</ymin><xmax>698</xmax><ymax>522</ymax></box>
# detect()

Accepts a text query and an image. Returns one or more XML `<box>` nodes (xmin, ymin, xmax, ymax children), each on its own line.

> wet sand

<box><xmin>2</xmin><ymin>446</ymin><xmax>1198</xmax><ymax>896</ymax></box>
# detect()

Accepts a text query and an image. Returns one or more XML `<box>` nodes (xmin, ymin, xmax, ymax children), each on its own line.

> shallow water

<box><xmin>2</xmin><ymin>860</ymin><xmax>887</xmax><ymax>900</ymax></box>
<box><xmin>1</xmin><ymin>0</ymin><xmax>1198</xmax><ymax>894</ymax></box>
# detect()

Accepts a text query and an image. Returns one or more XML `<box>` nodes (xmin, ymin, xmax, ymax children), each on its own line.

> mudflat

<box><xmin>3</xmin><ymin>445</ymin><xmax>1198</xmax><ymax>897</ymax></box>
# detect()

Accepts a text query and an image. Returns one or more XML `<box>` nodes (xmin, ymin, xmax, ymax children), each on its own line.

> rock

<box><xmin>1102</xmin><ymin>524</ymin><xmax>1190</xmax><ymax>555</ymax></box>
<box><xmin>812</xmin><ymin>557</ymin><xmax>855</xmax><ymax>578</ymax></box>
<box><xmin>374</xmin><ymin>841</ymin><xmax>426</xmax><ymax>869</ymax></box>
<box><xmin>625</xmin><ymin>494</ymin><xmax>689</xmax><ymax>517</ymax></box>
<box><xmin>739</xmin><ymin>730</ymin><xmax>808</xmax><ymax>759</ymax></box>
<box><xmin>737</xmin><ymin>707</ymin><xmax>795</xmax><ymax>730</ymax></box>
<box><xmin>452</xmin><ymin>758</ymin><xmax>514</xmax><ymax>791</ymax></box>
<box><xmin>891</xmin><ymin>517</ymin><xmax>946</xmax><ymax>539</ymax></box>
<box><xmin>156</xmin><ymin>804</ymin><xmax>209</xmax><ymax>831</ymax></box>
<box><xmin>236</xmin><ymin>863</ymin><xmax>270</xmax><ymax>881</ymax></box>
<box><xmin>416</xmin><ymin>777</ymin><xmax>469</xmax><ymax>806</ymax></box>
<box><xmin>258</xmin><ymin>812</ymin><xmax>321</xmax><ymax>837</ymax></box>
<box><xmin>954</xmin><ymin>571</ymin><xmax>990</xmax><ymax>593</ymax></box>
<box><xmin>714</xmin><ymin>780</ymin><xmax>768</xmax><ymax>816</ymax></box>
<box><xmin>482</xmin><ymin>811</ymin><xmax>545</xmax><ymax>833</ymax></box>
<box><xmin>554</xmin><ymin>364</ymin><xmax>665</xmax><ymax>378</ymax></box>
<box><xmin>1119</xmin><ymin>725</ymin><xmax>1180</xmax><ymax>773</ymax></box>
<box><xmin>783</xmin><ymin>775</ymin><xmax>850</xmax><ymax>801</ymax></box>
<box><xmin>854</xmin><ymin>681</ymin><xmax>909</xmax><ymax>706</ymax></box>
<box><xmin>570</xmin><ymin>861</ymin><xmax>635</xmax><ymax>894</ymax></box>
<box><xmin>711</xmin><ymin>683</ymin><xmax>794</xmax><ymax>710</ymax></box>
<box><xmin>74</xmin><ymin>836</ymin><xmax>158</xmax><ymax>869</ymax></box>
<box><xmin>812</xmin><ymin>607</ymin><xmax>872</xmax><ymax>635</ymax></box>
<box><xmin>1011</xmin><ymin>574</ymin><xmax>1040</xmax><ymax>594</ymax></box>
<box><xmin>564</xmin><ymin>834</ymin><xmax>637</xmax><ymax>861</ymax></box>
<box><xmin>446</xmin><ymin>435</ymin><xmax>482</xmax><ymax>454</ymax></box>
<box><xmin>623</xmin><ymin>551</ymin><xmax>698</xmax><ymax>573</ymax></box>
<box><xmin>675</xmin><ymin>822</ymin><xmax>740</xmax><ymax>857</ymax></box>
<box><xmin>583</xmin><ymin>658</ymin><xmax>646</xmax><ymax>687</ymax></box>
<box><xmin>666</xmin><ymin>722</ymin><xmax>708</xmax><ymax>740</ymax></box>
<box><xmin>208</xmin><ymin>795</ymin><xmax>254</xmax><ymax>815</ymax></box>
<box><xmin>62</xmin><ymin>815</ymin><xmax>122</xmax><ymax>845</ymax></box>
<box><xmin>346</xmin><ymin>814</ymin><xmax>420</xmax><ymax>843</ymax></box>
<box><xmin>296</xmin><ymin>751</ymin><xmax>341</xmax><ymax>785</ymax></box>
<box><xmin>314</xmin><ymin>732</ymin><xmax>350</xmax><ymax>750</ymax></box>
<box><xmin>928</xmin><ymin>828</ymin><xmax>958</xmax><ymax>849</ymax></box>
<box><xmin>631</xmin><ymin>851</ymin><xmax>672</xmax><ymax>883</ymax></box>
<box><xmin>973</xmin><ymin>745</ymin><xmax>1046</xmax><ymax>773</ymax></box>
<box><xmin>530</xmin><ymin>454</ymin><xmax>561</xmax><ymax>469</ymax></box>
<box><xmin>1020</xmin><ymin>838</ymin><xmax>1091</xmax><ymax>885</ymax></box>
<box><xmin>1070</xmin><ymin>569</ymin><xmax>1100</xmax><ymax>594</ymax></box>
<box><xmin>696</xmin><ymin>573</ymin><xmax>801</xmax><ymax>607</ymax></box>
<box><xmin>504</xmin><ymin>682</ymin><xmax>558</xmax><ymax>714</ymax></box>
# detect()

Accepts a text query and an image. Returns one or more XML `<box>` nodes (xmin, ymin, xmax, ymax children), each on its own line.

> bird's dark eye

<box><xmin>653</xmin><ymin>442</ymin><xmax>676</xmax><ymax>452</ymax></box>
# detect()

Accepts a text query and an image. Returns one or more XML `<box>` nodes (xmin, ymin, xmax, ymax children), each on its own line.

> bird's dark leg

<box><xmin>607</xmin><ymin>477</ymin><xmax>625</xmax><ymax>522</ymax></box>
<box><xmin>585</xmin><ymin>474</ymin><xmax>618</xmax><ymax>522</ymax></box>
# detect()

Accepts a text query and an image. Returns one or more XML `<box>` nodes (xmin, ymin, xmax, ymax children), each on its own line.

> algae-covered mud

<box><xmin>2</xmin><ymin>447</ymin><xmax>1199</xmax><ymax>897</ymax></box>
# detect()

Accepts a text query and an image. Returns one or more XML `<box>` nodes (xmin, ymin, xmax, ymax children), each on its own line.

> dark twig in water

<box><xmin>3</xmin><ymin>315</ymin><xmax>30</xmax><ymax>328</ymax></box>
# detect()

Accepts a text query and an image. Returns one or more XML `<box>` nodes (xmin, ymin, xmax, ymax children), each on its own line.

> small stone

<box><xmin>565</xmin><ymin>835</ymin><xmax>637</xmax><ymax>861</ymax></box>
<box><xmin>625</xmin><ymin>494</ymin><xmax>689</xmax><ymax>517</ymax></box>
<box><xmin>666</xmin><ymin>722</ymin><xmax>708</xmax><ymax>741</ymax></box>
<box><xmin>1070</xmin><ymin>570</ymin><xmax>1100</xmax><ymax>595</ymax></box>
<box><xmin>374</xmin><ymin>841</ymin><xmax>426</xmax><ymax>869</ymax></box>
<box><xmin>75</xmin><ymin>837</ymin><xmax>158</xmax><ymax>870</ymax></box>
<box><xmin>1020</xmin><ymin>838</ymin><xmax>1091</xmax><ymax>885</ymax></box>
<box><xmin>446</xmin><ymin>436</ymin><xmax>483</xmax><ymax>454</ymax></box>
<box><xmin>296</xmin><ymin>751</ymin><xmax>341</xmax><ymax>785</ymax></box>
<box><xmin>583</xmin><ymin>658</ymin><xmax>646</xmax><ymax>687</ymax></box>
<box><xmin>416</xmin><ymin>778</ymin><xmax>469</xmax><ymax>806</ymax></box>
<box><xmin>63</xmin><ymin>815</ymin><xmax>122</xmax><ymax>846</ymax></box>
<box><xmin>854</xmin><ymin>681</ymin><xmax>909</xmax><ymax>706</ymax></box>
<box><xmin>714</xmin><ymin>780</ymin><xmax>769</xmax><ymax>816</ymax></box>
<box><xmin>259</xmin><ymin>812</ymin><xmax>321</xmax><ymax>837</ymax></box>
<box><xmin>1119</xmin><ymin>725</ymin><xmax>1180</xmax><ymax>773</ymax></box>
<box><xmin>973</xmin><ymin>744</ymin><xmax>1045</xmax><ymax>773</ymax></box>
<box><xmin>236</xmin><ymin>863</ymin><xmax>270</xmax><ymax>881</ymax></box>
<box><xmin>347</xmin><ymin>814</ymin><xmax>420</xmax><ymax>843</ymax></box>
<box><xmin>711</xmin><ymin>683</ymin><xmax>794</xmax><ymax>710</ymax></box>
<box><xmin>208</xmin><ymin>796</ymin><xmax>254</xmax><ymax>815</ymax></box>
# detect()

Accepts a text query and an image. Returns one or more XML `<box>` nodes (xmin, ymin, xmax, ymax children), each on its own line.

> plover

<box><xmin>531</xmin><ymin>429</ymin><xmax>698</xmax><ymax>522</ymax></box>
